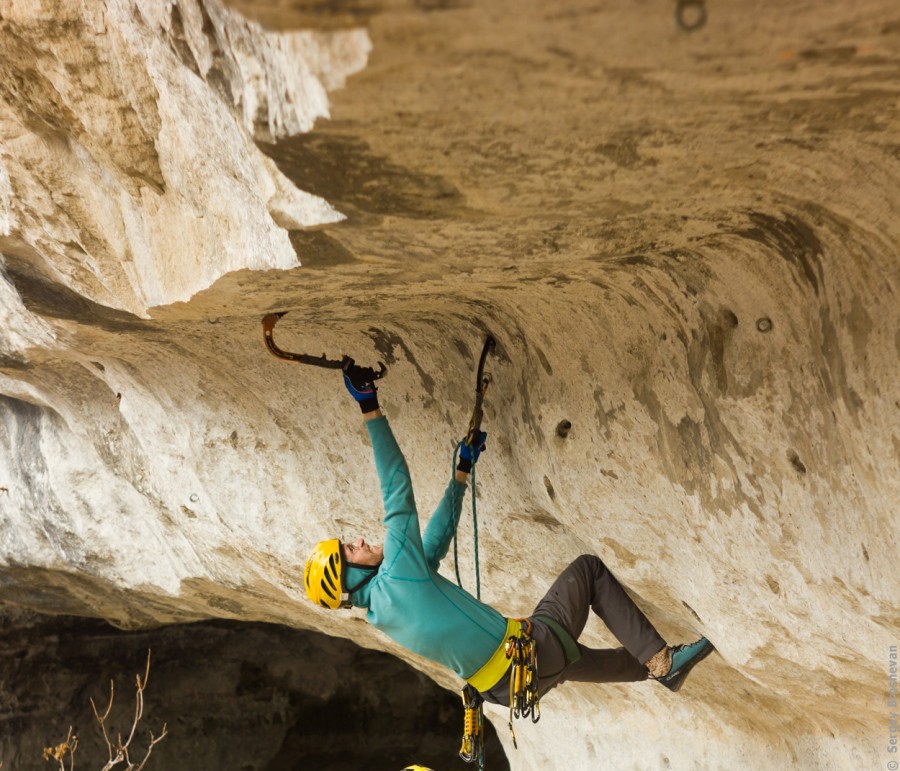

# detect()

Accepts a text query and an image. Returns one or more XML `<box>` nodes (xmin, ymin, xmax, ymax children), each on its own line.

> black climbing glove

<box><xmin>343</xmin><ymin>364</ymin><xmax>379</xmax><ymax>413</ymax></box>
<box><xmin>457</xmin><ymin>431</ymin><xmax>487</xmax><ymax>473</ymax></box>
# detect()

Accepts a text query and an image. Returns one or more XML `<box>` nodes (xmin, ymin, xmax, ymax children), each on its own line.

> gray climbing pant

<box><xmin>482</xmin><ymin>554</ymin><xmax>667</xmax><ymax>705</ymax></box>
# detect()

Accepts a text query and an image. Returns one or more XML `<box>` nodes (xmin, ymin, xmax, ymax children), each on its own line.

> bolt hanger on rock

<box><xmin>675</xmin><ymin>0</ymin><xmax>707</xmax><ymax>31</ymax></box>
<box><xmin>262</xmin><ymin>311</ymin><xmax>387</xmax><ymax>389</ymax></box>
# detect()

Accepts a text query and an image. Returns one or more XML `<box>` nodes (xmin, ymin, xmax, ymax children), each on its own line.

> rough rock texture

<box><xmin>1</xmin><ymin>0</ymin><xmax>898</xmax><ymax>769</ymax></box>
<box><xmin>0</xmin><ymin>0</ymin><xmax>367</xmax><ymax>318</ymax></box>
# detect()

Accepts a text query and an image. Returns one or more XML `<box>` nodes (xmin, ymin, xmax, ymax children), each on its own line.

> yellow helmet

<box><xmin>403</xmin><ymin>766</ymin><xmax>434</xmax><ymax>771</ymax></box>
<box><xmin>304</xmin><ymin>538</ymin><xmax>348</xmax><ymax>609</ymax></box>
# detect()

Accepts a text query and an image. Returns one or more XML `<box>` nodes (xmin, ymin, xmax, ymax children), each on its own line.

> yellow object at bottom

<box><xmin>465</xmin><ymin>618</ymin><xmax>522</xmax><ymax>692</ymax></box>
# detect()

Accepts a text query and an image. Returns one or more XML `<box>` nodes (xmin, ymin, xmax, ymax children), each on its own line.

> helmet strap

<box><xmin>345</xmin><ymin>562</ymin><xmax>379</xmax><ymax>594</ymax></box>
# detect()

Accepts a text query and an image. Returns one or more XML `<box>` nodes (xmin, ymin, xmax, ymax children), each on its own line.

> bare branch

<box><xmin>139</xmin><ymin>649</ymin><xmax>152</xmax><ymax>691</ymax></box>
<box><xmin>96</xmin><ymin>680</ymin><xmax>116</xmax><ymax>722</ymax></box>
<box><xmin>42</xmin><ymin>725</ymin><xmax>77</xmax><ymax>771</ymax></box>
<box><xmin>133</xmin><ymin>724</ymin><xmax>168</xmax><ymax>771</ymax></box>
<box><xmin>90</xmin><ymin>681</ymin><xmax>116</xmax><ymax>764</ymax></box>
<box><xmin>91</xmin><ymin>649</ymin><xmax>165</xmax><ymax>771</ymax></box>
<box><xmin>66</xmin><ymin>726</ymin><xmax>77</xmax><ymax>771</ymax></box>
<box><xmin>121</xmin><ymin>652</ymin><xmax>149</xmax><ymax>760</ymax></box>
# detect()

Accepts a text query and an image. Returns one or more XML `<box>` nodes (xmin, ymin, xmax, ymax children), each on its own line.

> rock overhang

<box><xmin>0</xmin><ymin>0</ymin><xmax>898</xmax><ymax>768</ymax></box>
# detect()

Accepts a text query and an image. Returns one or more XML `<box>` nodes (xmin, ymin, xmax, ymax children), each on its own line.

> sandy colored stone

<box><xmin>1</xmin><ymin>0</ymin><xmax>898</xmax><ymax>769</ymax></box>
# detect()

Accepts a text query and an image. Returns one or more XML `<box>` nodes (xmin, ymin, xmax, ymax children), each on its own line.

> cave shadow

<box><xmin>0</xmin><ymin>609</ymin><xmax>508</xmax><ymax>771</ymax></box>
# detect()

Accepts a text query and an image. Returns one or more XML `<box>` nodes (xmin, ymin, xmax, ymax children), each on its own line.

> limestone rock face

<box><xmin>0</xmin><ymin>0</ymin><xmax>367</xmax><ymax>317</ymax></box>
<box><xmin>1</xmin><ymin>1</ymin><xmax>898</xmax><ymax>769</ymax></box>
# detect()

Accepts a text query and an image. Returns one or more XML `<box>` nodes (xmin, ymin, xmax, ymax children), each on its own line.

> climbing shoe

<box><xmin>656</xmin><ymin>637</ymin><xmax>714</xmax><ymax>692</ymax></box>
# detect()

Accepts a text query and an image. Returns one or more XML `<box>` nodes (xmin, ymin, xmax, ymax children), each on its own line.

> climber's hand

<box><xmin>457</xmin><ymin>431</ymin><xmax>487</xmax><ymax>473</ymax></box>
<box><xmin>343</xmin><ymin>363</ymin><xmax>379</xmax><ymax>413</ymax></box>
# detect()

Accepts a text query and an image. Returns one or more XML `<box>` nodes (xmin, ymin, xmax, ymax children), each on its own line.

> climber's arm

<box><xmin>344</xmin><ymin>371</ymin><xmax>426</xmax><ymax>568</ymax></box>
<box><xmin>421</xmin><ymin>432</ymin><xmax>486</xmax><ymax>569</ymax></box>
<box><xmin>421</xmin><ymin>477</ymin><xmax>468</xmax><ymax>570</ymax></box>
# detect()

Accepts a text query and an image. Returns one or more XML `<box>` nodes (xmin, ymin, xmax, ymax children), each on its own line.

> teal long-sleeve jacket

<box><xmin>345</xmin><ymin>415</ymin><xmax>507</xmax><ymax>680</ymax></box>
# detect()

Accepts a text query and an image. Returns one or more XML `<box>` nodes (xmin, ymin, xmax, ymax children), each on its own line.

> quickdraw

<box><xmin>458</xmin><ymin>684</ymin><xmax>485</xmax><ymax>770</ymax></box>
<box><xmin>506</xmin><ymin>619</ymin><xmax>540</xmax><ymax>749</ymax></box>
<box><xmin>459</xmin><ymin>622</ymin><xmax>542</xmax><ymax>770</ymax></box>
<box><xmin>262</xmin><ymin>312</ymin><xmax>387</xmax><ymax>389</ymax></box>
<box><xmin>453</xmin><ymin>335</ymin><xmax>496</xmax><ymax>600</ymax></box>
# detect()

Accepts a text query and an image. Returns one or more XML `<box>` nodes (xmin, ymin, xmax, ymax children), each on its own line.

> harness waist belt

<box><xmin>466</xmin><ymin>618</ymin><xmax>521</xmax><ymax>692</ymax></box>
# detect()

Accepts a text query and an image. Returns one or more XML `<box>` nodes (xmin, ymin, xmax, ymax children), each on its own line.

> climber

<box><xmin>303</xmin><ymin>368</ymin><xmax>715</xmax><ymax>710</ymax></box>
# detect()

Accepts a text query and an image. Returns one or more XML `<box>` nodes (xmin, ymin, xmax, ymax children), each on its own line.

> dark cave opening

<box><xmin>0</xmin><ymin>608</ymin><xmax>509</xmax><ymax>771</ymax></box>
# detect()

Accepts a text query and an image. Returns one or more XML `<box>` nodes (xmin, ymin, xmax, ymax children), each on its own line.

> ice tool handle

<box><xmin>262</xmin><ymin>312</ymin><xmax>387</xmax><ymax>386</ymax></box>
<box><xmin>453</xmin><ymin>333</ymin><xmax>495</xmax><ymax>602</ymax></box>
<box><xmin>341</xmin><ymin>357</ymin><xmax>388</xmax><ymax>392</ymax></box>
<box><xmin>464</xmin><ymin>335</ymin><xmax>496</xmax><ymax>447</ymax></box>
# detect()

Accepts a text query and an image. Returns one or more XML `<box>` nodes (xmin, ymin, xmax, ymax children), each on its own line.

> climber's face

<box><xmin>342</xmin><ymin>537</ymin><xmax>383</xmax><ymax>566</ymax></box>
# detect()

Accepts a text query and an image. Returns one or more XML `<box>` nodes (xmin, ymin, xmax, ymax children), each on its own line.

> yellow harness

<box><xmin>459</xmin><ymin>618</ymin><xmax>542</xmax><ymax>768</ymax></box>
<box><xmin>465</xmin><ymin>618</ymin><xmax>522</xmax><ymax>692</ymax></box>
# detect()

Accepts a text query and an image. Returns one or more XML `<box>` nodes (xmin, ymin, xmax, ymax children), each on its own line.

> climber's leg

<box><xmin>558</xmin><ymin>644</ymin><xmax>649</xmax><ymax>684</ymax></box>
<box><xmin>531</xmin><ymin>554</ymin><xmax>667</xmax><ymax>667</ymax></box>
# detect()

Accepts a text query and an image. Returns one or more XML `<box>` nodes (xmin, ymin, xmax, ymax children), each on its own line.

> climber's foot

<box><xmin>655</xmin><ymin>637</ymin><xmax>714</xmax><ymax>692</ymax></box>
